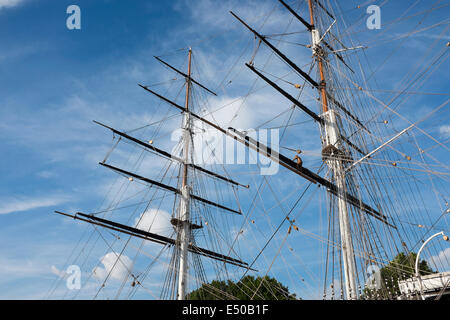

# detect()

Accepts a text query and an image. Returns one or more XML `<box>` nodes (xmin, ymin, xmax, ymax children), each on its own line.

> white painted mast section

<box><xmin>322</xmin><ymin>110</ymin><xmax>358</xmax><ymax>300</ymax></box>
<box><xmin>177</xmin><ymin>48</ymin><xmax>192</xmax><ymax>300</ymax></box>
<box><xmin>309</xmin><ymin>10</ymin><xmax>358</xmax><ymax>299</ymax></box>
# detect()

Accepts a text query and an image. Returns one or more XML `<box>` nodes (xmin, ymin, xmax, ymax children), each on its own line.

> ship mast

<box><xmin>230</xmin><ymin>0</ymin><xmax>398</xmax><ymax>299</ymax></box>
<box><xmin>306</xmin><ymin>0</ymin><xmax>358</xmax><ymax>299</ymax></box>
<box><xmin>54</xmin><ymin>46</ymin><xmax>257</xmax><ymax>300</ymax></box>
<box><xmin>177</xmin><ymin>47</ymin><xmax>192</xmax><ymax>300</ymax></box>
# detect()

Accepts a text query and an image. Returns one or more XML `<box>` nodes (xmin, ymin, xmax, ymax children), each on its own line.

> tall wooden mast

<box><xmin>182</xmin><ymin>48</ymin><xmax>192</xmax><ymax>188</ymax></box>
<box><xmin>307</xmin><ymin>0</ymin><xmax>328</xmax><ymax>113</ymax></box>
<box><xmin>177</xmin><ymin>48</ymin><xmax>192</xmax><ymax>300</ymax></box>
<box><xmin>307</xmin><ymin>0</ymin><xmax>358</xmax><ymax>299</ymax></box>
<box><xmin>55</xmin><ymin>46</ymin><xmax>257</xmax><ymax>300</ymax></box>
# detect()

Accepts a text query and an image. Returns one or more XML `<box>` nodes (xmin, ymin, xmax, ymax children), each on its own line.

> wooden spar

<box><xmin>189</xmin><ymin>165</ymin><xmax>249</xmax><ymax>189</ymax></box>
<box><xmin>154</xmin><ymin>56</ymin><xmax>217</xmax><ymax>96</ymax></box>
<box><xmin>138</xmin><ymin>85</ymin><xmax>227</xmax><ymax>135</ymax></box>
<box><xmin>227</xmin><ymin>129</ymin><xmax>317</xmax><ymax>184</ymax></box>
<box><xmin>141</xmin><ymin>83</ymin><xmax>270</xmax><ymax>139</ymax></box>
<box><xmin>275</xmin><ymin>1</ymin><xmax>360</xmax><ymax>123</ymax></box>
<box><xmin>79</xmin><ymin>211</ymin><xmax>175</xmax><ymax>244</ymax></box>
<box><xmin>93</xmin><ymin>120</ymin><xmax>173</xmax><ymax>157</ymax></box>
<box><xmin>54</xmin><ymin>210</ymin><xmax>166</xmax><ymax>245</ymax></box>
<box><xmin>96</xmin><ymin>120</ymin><xmax>239</xmax><ymax>184</ymax></box>
<box><xmin>54</xmin><ymin>211</ymin><xmax>254</xmax><ymax>270</ymax></box>
<box><xmin>93</xmin><ymin>126</ymin><xmax>249</xmax><ymax>189</ymax></box>
<box><xmin>245</xmin><ymin>63</ymin><xmax>323</xmax><ymax>123</ymax></box>
<box><xmin>277</xmin><ymin>0</ymin><xmax>312</xmax><ymax>31</ymax></box>
<box><xmin>228</xmin><ymin>128</ymin><xmax>395</xmax><ymax>228</ymax></box>
<box><xmin>100</xmin><ymin>162</ymin><xmax>179</xmax><ymax>193</ymax></box>
<box><xmin>143</xmin><ymin>83</ymin><xmax>316</xmax><ymax>183</ymax></box>
<box><xmin>231</xmin><ymin>6</ymin><xmax>366</xmax><ymax>155</ymax></box>
<box><xmin>232</xmin><ymin>9</ymin><xmax>360</xmax><ymax>125</ymax></box>
<box><xmin>138</xmin><ymin>80</ymin><xmax>393</xmax><ymax>227</ymax></box>
<box><xmin>230</xmin><ymin>11</ymin><xmax>319</xmax><ymax>88</ymax></box>
<box><xmin>308</xmin><ymin>0</ymin><xmax>328</xmax><ymax>113</ymax></box>
<box><xmin>276</xmin><ymin>2</ymin><xmax>358</xmax><ymax>116</ymax></box>
<box><xmin>313</xmin><ymin>0</ymin><xmax>335</xmax><ymax>20</ymax></box>
<box><xmin>277</xmin><ymin>0</ymin><xmax>353</xmax><ymax>73</ymax></box>
<box><xmin>190</xmin><ymin>194</ymin><xmax>241</xmax><ymax>215</ymax></box>
<box><xmin>99</xmin><ymin>162</ymin><xmax>242</xmax><ymax>215</ymax></box>
<box><xmin>340</xmin><ymin>135</ymin><xmax>367</xmax><ymax>156</ymax></box>
<box><xmin>326</xmin><ymin>93</ymin><xmax>370</xmax><ymax>133</ymax></box>
<box><xmin>138</xmin><ymin>84</ymin><xmax>186</xmax><ymax>112</ymax></box>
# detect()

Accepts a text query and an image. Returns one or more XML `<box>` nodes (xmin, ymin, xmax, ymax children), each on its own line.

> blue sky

<box><xmin>0</xmin><ymin>0</ymin><xmax>449</xmax><ymax>299</ymax></box>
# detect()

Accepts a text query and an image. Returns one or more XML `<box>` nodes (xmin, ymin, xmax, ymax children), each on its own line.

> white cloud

<box><xmin>134</xmin><ymin>208</ymin><xmax>173</xmax><ymax>237</ymax></box>
<box><xmin>0</xmin><ymin>0</ymin><xmax>23</xmax><ymax>9</ymax></box>
<box><xmin>92</xmin><ymin>252</ymin><xmax>133</xmax><ymax>281</ymax></box>
<box><xmin>428</xmin><ymin>247</ymin><xmax>450</xmax><ymax>271</ymax></box>
<box><xmin>439</xmin><ymin>125</ymin><xmax>450</xmax><ymax>138</ymax></box>
<box><xmin>0</xmin><ymin>256</ymin><xmax>46</xmax><ymax>278</ymax></box>
<box><xmin>0</xmin><ymin>195</ymin><xmax>70</xmax><ymax>215</ymax></box>
<box><xmin>177</xmin><ymin>0</ymin><xmax>291</xmax><ymax>31</ymax></box>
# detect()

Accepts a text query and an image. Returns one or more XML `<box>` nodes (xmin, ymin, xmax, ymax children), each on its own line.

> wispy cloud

<box><xmin>50</xmin><ymin>265</ymin><xmax>68</xmax><ymax>279</ymax></box>
<box><xmin>0</xmin><ymin>256</ymin><xmax>48</xmax><ymax>278</ymax></box>
<box><xmin>0</xmin><ymin>0</ymin><xmax>24</xmax><ymax>10</ymax></box>
<box><xmin>176</xmin><ymin>0</ymin><xmax>291</xmax><ymax>31</ymax></box>
<box><xmin>439</xmin><ymin>125</ymin><xmax>450</xmax><ymax>138</ymax></box>
<box><xmin>0</xmin><ymin>43</ymin><xmax>40</xmax><ymax>62</ymax></box>
<box><xmin>428</xmin><ymin>247</ymin><xmax>450</xmax><ymax>271</ymax></box>
<box><xmin>36</xmin><ymin>170</ymin><xmax>56</xmax><ymax>179</ymax></box>
<box><xmin>0</xmin><ymin>195</ymin><xmax>70</xmax><ymax>215</ymax></box>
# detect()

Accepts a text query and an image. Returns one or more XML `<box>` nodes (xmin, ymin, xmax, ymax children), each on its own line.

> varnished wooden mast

<box><xmin>308</xmin><ymin>0</ymin><xmax>328</xmax><ymax>113</ymax></box>
<box><xmin>307</xmin><ymin>1</ymin><xmax>358</xmax><ymax>299</ymax></box>
<box><xmin>182</xmin><ymin>48</ymin><xmax>192</xmax><ymax>188</ymax></box>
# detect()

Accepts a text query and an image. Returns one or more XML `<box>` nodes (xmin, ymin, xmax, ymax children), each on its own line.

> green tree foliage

<box><xmin>362</xmin><ymin>252</ymin><xmax>434</xmax><ymax>299</ymax></box>
<box><xmin>186</xmin><ymin>275</ymin><xmax>298</xmax><ymax>300</ymax></box>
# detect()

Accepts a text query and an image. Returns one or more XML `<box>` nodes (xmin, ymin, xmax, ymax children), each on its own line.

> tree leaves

<box><xmin>186</xmin><ymin>275</ymin><xmax>297</xmax><ymax>300</ymax></box>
